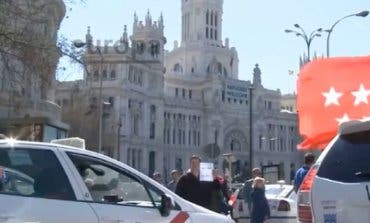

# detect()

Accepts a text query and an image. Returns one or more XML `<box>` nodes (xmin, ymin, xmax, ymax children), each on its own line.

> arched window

<box><xmin>176</xmin><ymin>158</ymin><xmax>183</xmax><ymax>171</ymax></box>
<box><xmin>259</xmin><ymin>135</ymin><xmax>263</xmax><ymax>150</ymax></box>
<box><xmin>136</xmin><ymin>41</ymin><xmax>145</xmax><ymax>54</ymax></box>
<box><xmin>173</xmin><ymin>129</ymin><xmax>176</xmax><ymax>144</ymax></box>
<box><xmin>133</xmin><ymin>115</ymin><xmax>139</xmax><ymax>136</ymax></box>
<box><xmin>214</xmin><ymin>130</ymin><xmax>219</xmax><ymax>145</ymax></box>
<box><xmin>174</xmin><ymin>63</ymin><xmax>183</xmax><ymax>73</ymax></box>
<box><xmin>150</xmin><ymin>123</ymin><xmax>155</xmax><ymax>139</ymax></box>
<box><xmin>230</xmin><ymin>139</ymin><xmax>241</xmax><ymax>152</ymax></box>
<box><xmin>150</xmin><ymin>41</ymin><xmax>160</xmax><ymax>58</ymax></box>
<box><xmin>127</xmin><ymin>148</ymin><xmax>131</xmax><ymax>164</ymax></box>
<box><xmin>210</xmin><ymin>11</ymin><xmax>213</xmax><ymax>26</ymax></box>
<box><xmin>110</xmin><ymin>70</ymin><xmax>116</xmax><ymax>80</ymax></box>
<box><xmin>150</xmin><ymin>105</ymin><xmax>156</xmax><ymax>139</ymax></box>
<box><xmin>93</xmin><ymin>70</ymin><xmax>99</xmax><ymax>81</ymax></box>
<box><xmin>102</xmin><ymin>70</ymin><xmax>107</xmax><ymax>80</ymax></box>
<box><xmin>217</xmin><ymin>62</ymin><xmax>222</xmax><ymax>75</ymax></box>
<box><xmin>206</xmin><ymin>10</ymin><xmax>209</xmax><ymax>25</ymax></box>
<box><xmin>150</xmin><ymin>105</ymin><xmax>156</xmax><ymax>114</ymax></box>
<box><xmin>128</xmin><ymin>66</ymin><xmax>134</xmax><ymax>82</ymax></box>
<box><xmin>138</xmin><ymin>73</ymin><xmax>142</xmax><ymax>85</ymax></box>
<box><xmin>223</xmin><ymin>67</ymin><xmax>228</xmax><ymax>77</ymax></box>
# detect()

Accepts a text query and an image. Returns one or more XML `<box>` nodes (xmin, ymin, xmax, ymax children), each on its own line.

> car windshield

<box><xmin>317</xmin><ymin>130</ymin><xmax>370</xmax><ymax>183</ymax></box>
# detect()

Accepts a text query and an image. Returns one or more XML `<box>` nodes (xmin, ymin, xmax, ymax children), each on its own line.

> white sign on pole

<box><xmin>199</xmin><ymin>162</ymin><xmax>214</xmax><ymax>182</ymax></box>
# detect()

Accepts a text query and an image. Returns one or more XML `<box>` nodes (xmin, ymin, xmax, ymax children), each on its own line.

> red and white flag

<box><xmin>297</xmin><ymin>55</ymin><xmax>370</xmax><ymax>149</ymax></box>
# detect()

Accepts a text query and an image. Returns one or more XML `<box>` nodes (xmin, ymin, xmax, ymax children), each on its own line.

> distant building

<box><xmin>281</xmin><ymin>93</ymin><xmax>297</xmax><ymax>112</ymax></box>
<box><xmin>0</xmin><ymin>0</ymin><xmax>68</xmax><ymax>141</ymax></box>
<box><xmin>56</xmin><ymin>0</ymin><xmax>302</xmax><ymax>183</ymax></box>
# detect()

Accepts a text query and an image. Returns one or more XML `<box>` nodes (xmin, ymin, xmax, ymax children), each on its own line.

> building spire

<box><xmin>134</xmin><ymin>11</ymin><xmax>138</xmax><ymax>24</ymax></box>
<box><xmin>159</xmin><ymin>12</ymin><xmax>164</xmax><ymax>29</ymax></box>
<box><xmin>85</xmin><ymin>26</ymin><xmax>92</xmax><ymax>45</ymax></box>
<box><xmin>121</xmin><ymin>25</ymin><xmax>128</xmax><ymax>43</ymax></box>
<box><xmin>145</xmin><ymin>9</ymin><xmax>152</xmax><ymax>26</ymax></box>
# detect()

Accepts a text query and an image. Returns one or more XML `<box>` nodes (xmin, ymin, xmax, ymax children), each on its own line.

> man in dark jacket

<box><xmin>175</xmin><ymin>155</ymin><xmax>220</xmax><ymax>209</ymax></box>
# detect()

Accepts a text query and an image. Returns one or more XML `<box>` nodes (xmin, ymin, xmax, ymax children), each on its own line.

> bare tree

<box><xmin>0</xmin><ymin>0</ymin><xmax>67</xmax><ymax>118</ymax></box>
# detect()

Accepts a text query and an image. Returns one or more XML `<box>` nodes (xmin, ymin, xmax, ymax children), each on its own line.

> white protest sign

<box><xmin>199</xmin><ymin>162</ymin><xmax>214</xmax><ymax>182</ymax></box>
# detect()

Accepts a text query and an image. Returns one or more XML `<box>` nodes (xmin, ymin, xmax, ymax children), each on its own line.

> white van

<box><xmin>0</xmin><ymin>139</ymin><xmax>234</xmax><ymax>223</ymax></box>
<box><xmin>297</xmin><ymin>121</ymin><xmax>370</xmax><ymax>223</ymax></box>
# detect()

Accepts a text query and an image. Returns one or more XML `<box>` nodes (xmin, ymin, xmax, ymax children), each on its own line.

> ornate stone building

<box><xmin>0</xmin><ymin>0</ymin><xmax>68</xmax><ymax>141</ymax></box>
<box><xmin>56</xmin><ymin>0</ymin><xmax>301</xmax><ymax>183</ymax></box>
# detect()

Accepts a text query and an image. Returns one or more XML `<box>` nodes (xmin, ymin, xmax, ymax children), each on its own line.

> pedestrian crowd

<box><xmin>151</xmin><ymin>155</ymin><xmax>231</xmax><ymax>214</ymax></box>
<box><xmin>148</xmin><ymin>152</ymin><xmax>315</xmax><ymax>222</ymax></box>
<box><xmin>151</xmin><ymin>154</ymin><xmax>274</xmax><ymax>222</ymax></box>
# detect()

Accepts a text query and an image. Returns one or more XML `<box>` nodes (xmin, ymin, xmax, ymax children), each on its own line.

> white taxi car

<box><xmin>297</xmin><ymin>120</ymin><xmax>370</xmax><ymax>223</ymax></box>
<box><xmin>231</xmin><ymin>183</ymin><xmax>297</xmax><ymax>223</ymax></box>
<box><xmin>0</xmin><ymin>138</ymin><xmax>234</xmax><ymax>223</ymax></box>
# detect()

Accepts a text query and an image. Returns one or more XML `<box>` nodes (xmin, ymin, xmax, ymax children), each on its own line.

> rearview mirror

<box><xmin>159</xmin><ymin>194</ymin><xmax>174</xmax><ymax>217</ymax></box>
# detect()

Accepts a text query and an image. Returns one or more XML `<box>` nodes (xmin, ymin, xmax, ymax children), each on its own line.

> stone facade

<box><xmin>0</xmin><ymin>0</ymin><xmax>66</xmax><ymax>120</ymax></box>
<box><xmin>281</xmin><ymin>93</ymin><xmax>297</xmax><ymax>112</ymax></box>
<box><xmin>56</xmin><ymin>0</ymin><xmax>302</xmax><ymax>183</ymax></box>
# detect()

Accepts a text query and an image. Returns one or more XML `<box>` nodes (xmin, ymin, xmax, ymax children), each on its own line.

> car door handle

<box><xmin>101</xmin><ymin>218</ymin><xmax>125</xmax><ymax>223</ymax></box>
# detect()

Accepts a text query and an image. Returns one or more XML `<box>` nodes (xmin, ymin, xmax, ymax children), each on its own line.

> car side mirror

<box><xmin>103</xmin><ymin>195</ymin><xmax>123</xmax><ymax>203</ymax></box>
<box><xmin>159</xmin><ymin>194</ymin><xmax>174</xmax><ymax>217</ymax></box>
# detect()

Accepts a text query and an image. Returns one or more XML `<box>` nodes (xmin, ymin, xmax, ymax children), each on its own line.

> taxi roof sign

<box><xmin>51</xmin><ymin>137</ymin><xmax>86</xmax><ymax>150</ymax></box>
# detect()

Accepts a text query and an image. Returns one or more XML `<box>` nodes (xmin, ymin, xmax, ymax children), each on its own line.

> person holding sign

<box><xmin>175</xmin><ymin>155</ymin><xmax>221</xmax><ymax>210</ymax></box>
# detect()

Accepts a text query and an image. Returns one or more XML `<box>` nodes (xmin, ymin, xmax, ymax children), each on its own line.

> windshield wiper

<box><xmin>355</xmin><ymin>171</ymin><xmax>370</xmax><ymax>178</ymax></box>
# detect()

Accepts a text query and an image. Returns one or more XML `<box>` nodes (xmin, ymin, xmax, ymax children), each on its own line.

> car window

<box><xmin>67</xmin><ymin>153</ymin><xmax>156</xmax><ymax>207</ymax></box>
<box><xmin>317</xmin><ymin>130</ymin><xmax>370</xmax><ymax>183</ymax></box>
<box><xmin>265</xmin><ymin>185</ymin><xmax>285</xmax><ymax>197</ymax></box>
<box><xmin>0</xmin><ymin>148</ymin><xmax>75</xmax><ymax>201</ymax></box>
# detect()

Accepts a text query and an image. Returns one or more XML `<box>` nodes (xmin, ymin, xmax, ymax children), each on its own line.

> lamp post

<box><xmin>222</xmin><ymin>153</ymin><xmax>235</xmax><ymax>182</ymax></box>
<box><xmin>117</xmin><ymin>117</ymin><xmax>122</xmax><ymax>160</ymax></box>
<box><xmin>73</xmin><ymin>40</ymin><xmax>104</xmax><ymax>153</ymax></box>
<box><xmin>249</xmin><ymin>86</ymin><xmax>254</xmax><ymax>171</ymax></box>
<box><xmin>285</xmin><ymin>24</ymin><xmax>322</xmax><ymax>62</ymax></box>
<box><xmin>326</xmin><ymin>10</ymin><xmax>369</xmax><ymax>57</ymax></box>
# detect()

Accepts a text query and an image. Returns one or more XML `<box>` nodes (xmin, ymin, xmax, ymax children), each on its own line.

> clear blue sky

<box><xmin>59</xmin><ymin>0</ymin><xmax>370</xmax><ymax>94</ymax></box>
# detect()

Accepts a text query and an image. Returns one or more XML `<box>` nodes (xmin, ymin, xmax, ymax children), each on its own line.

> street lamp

<box><xmin>73</xmin><ymin>40</ymin><xmax>104</xmax><ymax>154</ymax></box>
<box><xmin>285</xmin><ymin>24</ymin><xmax>322</xmax><ymax>62</ymax></box>
<box><xmin>222</xmin><ymin>153</ymin><xmax>236</xmax><ymax>182</ymax></box>
<box><xmin>249</xmin><ymin>86</ymin><xmax>254</xmax><ymax>172</ymax></box>
<box><xmin>325</xmin><ymin>10</ymin><xmax>369</xmax><ymax>57</ymax></box>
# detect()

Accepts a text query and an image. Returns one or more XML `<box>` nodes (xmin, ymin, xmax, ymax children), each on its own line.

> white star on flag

<box><xmin>322</xmin><ymin>87</ymin><xmax>343</xmax><ymax>107</ymax></box>
<box><xmin>351</xmin><ymin>84</ymin><xmax>370</xmax><ymax>106</ymax></box>
<box><xmin>336</xmin><ymin>113</ymin><xmax>350</xmax><ymax>125</ymax></box>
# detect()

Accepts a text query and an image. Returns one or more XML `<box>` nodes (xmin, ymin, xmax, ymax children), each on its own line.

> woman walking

<box><xmin>250</xmin><ymin>177</ymin><xmax>270</xmax><ymax>223</ymax></box>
